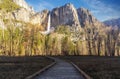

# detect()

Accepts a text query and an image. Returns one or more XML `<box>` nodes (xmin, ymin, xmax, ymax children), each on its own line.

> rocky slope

<box><xmin>51</xmin><ymin>3</ymin><xmax>105</xmax><ymax>29</ymax></box>
<box><xmin>0</xmin><ymin>0</ymin><xmax>49</xmax><ymax>26</ymax></box>
<box><xmin>0</xmin><ymin>0</ymin><xmax>105</xmax><ymax>30</ymax></box>
<box><xmin>77</xmin><ymin>8</ymin><xmax>104</xmax><ymax>28</ymax></box>
<box><xmin>12</xmin><ymin>0</ymin><xmax>34</xmax><ymax>13</ymax></box>
<box><xmin>12</xmin><ymin>8</ymin><xmax>31</xmax><ymax>22</ymax></box>
<box><xmin>30</xmin><ymin>10</ymin><xmax>49</xmax><ymax>26</ymax></box>
<box><xmin>104</xmin><ymin>18</ymin><xmax>120</xmax><ymax>27</ymax></box>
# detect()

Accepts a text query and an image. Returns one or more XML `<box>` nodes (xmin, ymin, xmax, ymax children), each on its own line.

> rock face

<box><xmin>30</xmin><ymin>10</ymin><xmax>49</xmax><ymax>25</ymax></box>
<box><xmin>0</xmin><ymin>0</ymin><xmax>49</xmax><ymax>29</ymax></box>
<box><xmin>1</xmin><ymin>8</ymin><xmax>32</xmax><ymax>23</ymax></box>
<box><xmin>0</xmin><ymin>1</ymin><xmax>106</xmax><ymax>30</ymax></box>
<box><xmin>51</xmin><ymin>3</ymin><xmax>81</xmax><ymax>28</ymax></box>
<box><xmin>11</xmin><ymin>0</ymin><xmax>49</xmax><ymax>26</ymax></box>
<box><xmin>12</xmin><ymin>0</ymin><xmax>34</xmax><ymax>13</ymax></box>
<box><xmin>77</xmin><ymin>8</ymin><xmax>104</xmax><ymax>28</ymax></box>
<box><xmin>104</xmin><ymin>18</ymin><xmax>120</xmax><ymax>27</ymax></box>
<box><xmin>12</xmin><ymin>8</ymin><xmax>31</xmax><ymax>22</ymax></box>
<box><xmin>77</xmin><ymin>8</ymin><xmax>95</xmax><ymax>27</ymax></box>
<box><xmin>50</xmin><ymin>3</ymin><xmax>104</xmax><ymax>28</ymax></box>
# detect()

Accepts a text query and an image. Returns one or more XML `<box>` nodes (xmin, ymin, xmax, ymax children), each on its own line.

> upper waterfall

<box><xmin>47</xmin><ymin>13</ymin><xmax>51</xmax><ymax>32</ymax></box>
<box><xmin>40</xmin><ymin>12</ymin><xmax>51</xmax><ymax>34</ymax></box>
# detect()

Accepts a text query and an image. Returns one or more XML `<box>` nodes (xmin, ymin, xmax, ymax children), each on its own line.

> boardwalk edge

<box><xmin>71</xmin><ymin>62</ymin><xmax>93</xmax><ymax>79</ymax></box>
<box><xmin>25</xmin><ymin>59</ymin><xmax>56</xmax><ymax>79</ymax></box>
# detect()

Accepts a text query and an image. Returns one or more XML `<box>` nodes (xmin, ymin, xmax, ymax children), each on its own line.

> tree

<box><xmin>0</xmin><ymin>0</ymin><xmax>20</xmax><ymax>12</ymax></box>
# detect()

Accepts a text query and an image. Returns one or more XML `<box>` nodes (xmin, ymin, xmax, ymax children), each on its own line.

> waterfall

<box><xmin>40</xmin><ymin>12</ymin><xmax>51</xmax><ymax>34</ymax></box>
<box><xmin>47</xmin><ymin>13</ymin><xmax>51</xmax><ymax>32</ymax></box>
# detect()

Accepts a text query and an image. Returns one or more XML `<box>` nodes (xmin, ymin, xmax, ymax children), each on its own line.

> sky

<box><xmin>26</xmin><ymin>0</ymin><xmax>120</xmax><ymax>21</ymax></box>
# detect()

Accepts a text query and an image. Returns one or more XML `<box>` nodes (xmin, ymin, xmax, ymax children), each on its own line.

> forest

<box><xmin>0</xmin><ymin>19</ymin><xmax>120</xmax><ymax>56</ymax></box>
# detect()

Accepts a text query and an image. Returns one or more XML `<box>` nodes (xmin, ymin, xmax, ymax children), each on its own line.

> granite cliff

<box><xmin>51</xmin><ymin>3</ymin><xmax>80</xmax><ymax>28</ymax></box>
<box><xmin>0</xmin><ymin>0</ymin><xmax>105</xmax><ymax>30</ymax></box>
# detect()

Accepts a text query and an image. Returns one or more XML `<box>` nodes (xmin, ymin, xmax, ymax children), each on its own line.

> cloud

<box><xmin>26</xmin><ymin>0</ymin><xmax>54</xmax><ymax>12</ymax></box>
<box><xmin>83</xmin><ymin>0</ymin><xmax>120</xmax><ymax>21</ymax></box>
<box><xmin>35</xmin><ymin>1</ymin><xmax>54</xmax><ymax>11</ymax></box>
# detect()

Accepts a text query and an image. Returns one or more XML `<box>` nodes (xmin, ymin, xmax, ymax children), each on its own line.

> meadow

<box><xmin>0</xmin><ymin>56</ymin><xmax>53</xmax><ymax>79</ymax></box>
<box><xmin>59</xmin><ymin>56</ymin><xmax>120</xmax><ymax>79</ymax></box>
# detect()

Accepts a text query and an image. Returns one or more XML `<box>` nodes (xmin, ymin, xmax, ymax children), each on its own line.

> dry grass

<box><xmin>0</xmin><ymin>56</ymin><xmax>53</xmax><ymax>79</ymax></box>
<box><xmin>58</xmin><ymin>56</ymin><xmax>120</xmax><ymax>79</ymax></box>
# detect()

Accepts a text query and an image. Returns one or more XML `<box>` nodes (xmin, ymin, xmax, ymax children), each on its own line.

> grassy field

<box><xmin>58</xmin><ymin>56</ymin><xmax>120</xmax><ymax>79</ymax></box>
<box><xmin>0</xmin><ymin>56</ymin><xmax>53</xmax><ymax>79</ymax></box>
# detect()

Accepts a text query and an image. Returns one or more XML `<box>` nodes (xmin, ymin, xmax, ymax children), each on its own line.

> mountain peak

<box><xmin>51</xmin><ymin>3</ymin><xmax>81</xmax><ymax>28</ymax></box>
<box><xmin>78</xmin><ymin>7</ymin><xmax>88</xmax><ymax>11</ymax></box>
<box><xmin>77</xmin><ymin>7</ymin><xmax>100</xmax><ymax>27</ymax></box>
<box><xmin>0</xmin><ymin>1</ymin><xmax>105</xmax><ymax>30</ymax></box>
<box><xmin>64</xmin><ymin>3</ymin><xmax>74</xmax><ymax>7</ymax></box>
<box><xmin>104</xmin><ymin>18</ymin><xmax>120</xmax><ymax>27</ymax></box>
<box><xmin>77</xmin><ymin>7</ymin><xmax>91</xmax><ymax>16</ymax></box>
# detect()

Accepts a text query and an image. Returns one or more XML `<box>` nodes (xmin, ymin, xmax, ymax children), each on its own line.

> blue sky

<box><xmin>26</xmin><ymin>0</ymin><xmax>120</xmax><ymax>21</ymax></box>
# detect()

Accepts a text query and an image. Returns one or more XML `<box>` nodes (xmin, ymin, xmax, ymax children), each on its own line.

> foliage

<box><xmin>61</xmin><ymin>36</ymin><xmax>76</xmax><ymax>55</ymax></box>
<box><xmin>55</xmin><ymin>25</ymin><xmax>71</xmax><ymax>35</ymax></box>
<box><xmin>0</xmin><ymin>22</ymin><xmax>120</xmax><ymax>56</ymax></box>
<box><xmin>0</xmin><ymin>0</ymin><xmax>20</xmax><ymax>12</ymax></box>
<box><xmin>3</xmin><ymin>19</ymin><xmax>9</xmax><ymax>24</ymax></box>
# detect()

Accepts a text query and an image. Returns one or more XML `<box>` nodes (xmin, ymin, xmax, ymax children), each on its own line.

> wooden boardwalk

<box><xmin>34</xmin><ymin>57</ymin><xmax>84</xmax><ymax>79</ymax></box>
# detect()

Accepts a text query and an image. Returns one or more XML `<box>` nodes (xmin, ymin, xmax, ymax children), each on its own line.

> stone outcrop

<box><xmin>77</xmin><ymin>8</ymin><xmax>104</xmax><ymax>28</ymax></box>
<box><xmin>51</xmin><ymin>3</ymin><xmax>81</xmax><ymax>28</ymax></box>
<box><xmin>12</xmin><ymin>8</ymin><xmax>31</xmax><ymax>22</ymax></box>
<box><xmin>50</xmin><ymin>3</ymin><xmax>105</xmax><ymax>29</ymax></box>
<box><xmin>12</xmin><ymin>0</ymin><xmax>34</xmax><ymax>13</ymax></box>
<box><xmin>30</xmin><ymin>10</ymin><xmax>49</xmax><ymax>26</ymax></box>
<box><xmin>0</xmin><ymin>1</ymin><xmax>106</xmax><ymax>30</ymax></box>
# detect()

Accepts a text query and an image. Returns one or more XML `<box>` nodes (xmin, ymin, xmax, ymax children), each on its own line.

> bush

<box><xmin>0</xmin><ymin>0</ymin><xmax>20</xmax><ymax>12</ymax></box>
<box><xmin>55</xmin><ymin>25</ymin><xmax>71</xmax><ymax>35</ymax></box>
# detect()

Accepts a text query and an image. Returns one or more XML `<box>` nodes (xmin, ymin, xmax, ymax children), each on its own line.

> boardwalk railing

<box><xmin>25</xmin><ymin>57</ymin><xmax>56</xmax><ymax>79</ymax></box>
<box><xmin>71</xmin><ymin>62</ymin><xmax>93</xmax><ymax>79</ymax></box>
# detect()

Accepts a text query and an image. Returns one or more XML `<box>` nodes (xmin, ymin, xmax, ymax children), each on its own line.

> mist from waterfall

<box><xmin>40</xmin><ymin>12</ymin><xmax>51</xmax><ymax>34</ymax></box>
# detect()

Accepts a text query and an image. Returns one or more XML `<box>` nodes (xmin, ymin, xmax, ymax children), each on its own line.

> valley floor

<box><xmin>0</xmin><ymin>56</ymin><xmax>120</xmax><ymax>79</ymax></box>
<box><xmin>0</xmin><ymin>56</ymin><xmax>53</xmax><ymax>79</ymax></box>
<box><xmin>58</xmin><ymin>56</ymin><xmax>120</xmax><ymax>79</ymax></box>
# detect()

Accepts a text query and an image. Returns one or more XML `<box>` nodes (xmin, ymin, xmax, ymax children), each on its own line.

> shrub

<box><xmin>0</xmin><ymin>0</ymin><xmax>20</xmax><ymax>12</ymax></box>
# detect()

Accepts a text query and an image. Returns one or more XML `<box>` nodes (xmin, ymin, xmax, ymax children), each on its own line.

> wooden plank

<box><xmin>25</xmin><ymin>62</ymin><xmax>56</xmax><ymax>79</ymax></box>
<box><xmin>34</xmin><ymin>57</ymin><xmax>84</xmax><ymax>79</ymax></box>
<box><xmin>71</xmin><ymin>62</ymin><xmax>93</xmax><ymax>79</ymax></box>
